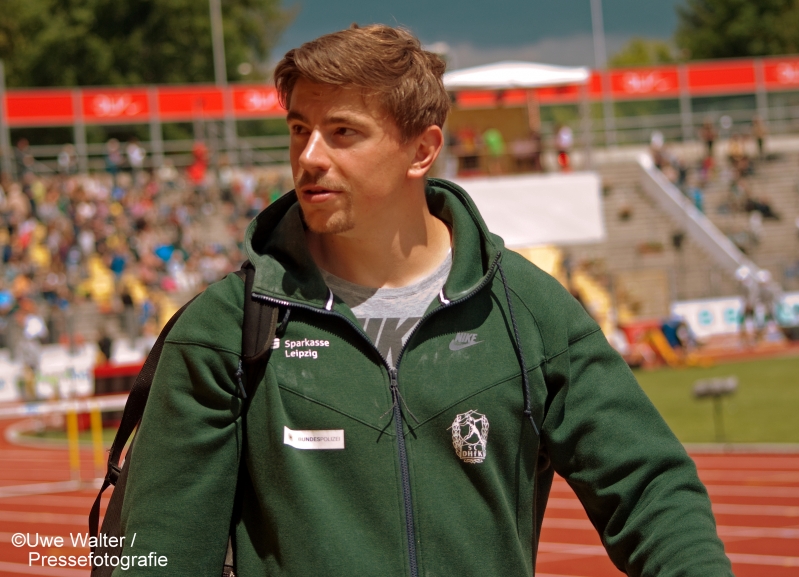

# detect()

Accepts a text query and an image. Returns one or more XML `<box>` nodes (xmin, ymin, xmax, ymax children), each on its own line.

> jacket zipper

<box><xmin>389</xmin><ymin>367</ymin><xmax>418</xmax><ymax>577</ymax></box>
<box><xmin>251</xmin><ymin>251</ymin><xmax>500</xmax><ymax>577</ymax></box>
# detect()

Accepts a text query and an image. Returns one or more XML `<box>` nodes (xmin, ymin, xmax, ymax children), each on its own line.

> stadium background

<box><xmin>0</xmin><ymin>0</ymin><xmax>798</xmax><ymax>575</ymax></box>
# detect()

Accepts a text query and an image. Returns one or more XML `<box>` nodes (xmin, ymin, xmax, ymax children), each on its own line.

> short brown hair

<box><xmin>274</xmin><ymin>24</ymin><xmax>450</xmax><ymax>141</ymax></box>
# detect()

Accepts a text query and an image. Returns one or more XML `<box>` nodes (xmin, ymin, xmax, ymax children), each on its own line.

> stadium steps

<box><xmin>567</xmin><ymin>163</ymin><xmax>741</xmax><ymax>317</ymax></box>
<box><xmin>566</xmin><ymin>151</ymin><xmax>799</xmax><ymax>317</ymax></box>
<box><xmin>700</xmin><ymin>154</ymin><xmax>799</xmax><ymax>290</ymax></box>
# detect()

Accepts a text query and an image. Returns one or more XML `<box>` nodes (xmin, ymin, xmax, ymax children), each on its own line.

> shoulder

<box><xmin>498</xmin><ymin>249</ymin><xmax>600</xmax><ymax>352</ymax></box>
<box><xmin>165</xmin><ymin>272</ymin><xmax>245</xmax><ymax>355</ymax></box>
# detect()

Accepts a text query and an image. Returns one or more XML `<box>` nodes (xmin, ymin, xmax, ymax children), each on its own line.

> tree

<box><xmin>0</xmin><ymin>0</ymin><xmax>293</xmax><ymax>88</ymax></box>
<box><xmin>675</xmin><ymin>0</ymin><xmax>799</xmax><ymax>60</ymax></box>
<box><xmin>609</xmin><ymin>38</ymin><xmax>677</xmax><ymax>69</ymax></box>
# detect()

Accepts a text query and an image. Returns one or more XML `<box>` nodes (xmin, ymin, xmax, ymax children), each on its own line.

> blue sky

<box><xmin>273</xmin><ymin>0</ymin><xmax>684</xmax><ymax>68</ymax></box>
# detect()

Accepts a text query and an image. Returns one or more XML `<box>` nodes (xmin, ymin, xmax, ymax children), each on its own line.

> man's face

<box><xmin>287</xmin><ymin>79</ymin><xmax>415</xmax><ymax>235</ymax></box>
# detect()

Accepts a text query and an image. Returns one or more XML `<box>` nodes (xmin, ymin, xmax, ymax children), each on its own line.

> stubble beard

<box><xmin>296</xmin><ymin>174</ymin><xmax>355</xmax><ymax>235</ymax></box>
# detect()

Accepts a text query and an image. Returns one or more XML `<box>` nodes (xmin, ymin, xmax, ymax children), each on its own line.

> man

<box><xmin>116</xmin><ymin>25</ymin><xmax>732</xmax><ymax>576</ymax></box>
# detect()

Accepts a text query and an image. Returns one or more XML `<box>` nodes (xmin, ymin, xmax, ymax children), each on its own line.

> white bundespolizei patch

<box><xmin>283</xmin><ymin>426</ymin><xmax>345</xmax><ymax>450</ymax></box>
<box><xmin>449</xmin><ymin>410</ymin><xmax>489</xmax><ymax>464</ymax></box>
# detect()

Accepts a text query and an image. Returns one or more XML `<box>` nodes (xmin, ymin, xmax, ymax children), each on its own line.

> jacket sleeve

<box><xmin>541</xmin><ymin>325</ymin><xmax>733</xmax><ymax>577</ymax></box>
<box><xmin>113</xmin><ymin>278</ymin><xmax>245</xmax><ymax>576</ymax></box>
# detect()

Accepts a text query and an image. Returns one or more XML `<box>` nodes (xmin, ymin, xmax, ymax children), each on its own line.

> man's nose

<box><xmin>298</xmin><ymin>130</ymin><xmax>330</xmax><ymax>173</ymax></box>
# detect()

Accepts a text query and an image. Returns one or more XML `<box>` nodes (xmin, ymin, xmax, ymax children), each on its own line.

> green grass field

<box><xmin>633</xmin><ymin>355</ymin><xmax>799</xmax><ymax>444</ymax></box>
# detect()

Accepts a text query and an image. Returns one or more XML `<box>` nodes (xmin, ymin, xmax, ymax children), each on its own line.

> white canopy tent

<box><xmin>443</xmin><ymin>62</ymin><xmax>600</xmax><ymax>248</ymax></box>
<box><xmin>443</xmin><ymin>61</ymin><xmax>589</xmax><ymax>90</ymax></box>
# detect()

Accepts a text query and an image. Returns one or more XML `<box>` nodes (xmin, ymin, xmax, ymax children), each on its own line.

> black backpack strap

<box><xmin>225</xmin><ymin>261</ymin><xmax>281</xmax><ymax>576</ymax></box>
<box><xmin>89</xmin><ymin>261</ymin><xmax>281</xmax><ymax>575</ymax></box>
<box><xmin>88</xmin><ymin>291</ymin><xmax>200</xmax><ymax>544</ymax></box>
<box><xmin>234</xmin><ymin>261</ymin><xmax>279</xmax><ymax>398</ymax></box>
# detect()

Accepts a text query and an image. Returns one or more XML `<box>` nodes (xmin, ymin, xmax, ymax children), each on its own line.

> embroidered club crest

<box><xmin>449</xmin><ymin>410</ymin><xmax>489</xmax><ymax>464</ymax></box>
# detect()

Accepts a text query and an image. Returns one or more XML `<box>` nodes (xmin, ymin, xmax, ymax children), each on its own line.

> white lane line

<box><xmin>718</xmin><ymin>525</ymin><xmax>799</xmax><ymax>541</ymax></box>
<box><xmin>538</xmin><ymin>542</ymin><xmax>799</xmax><ymax>567</ymax></box>
<box><xmin>699</xmin><ymin>471</ymin><xmax>799</xmax><ymax>482</ymax></box>
<box><xmin>0</xmin><ymin>531</ymin><xmax>60</xmax><ymax>541</ymax></box>
<box><xmin>727</xmin><ymin>552</ymin><xmax>799</xmax><ymax>567</ymax></box>
<box><xmin>692</xmin><ymin>463</ymin><xmax>799</xmax><ymax>471</ymax></box>
<box><xmin>705</xmin><ymin>484</ymin><xmax>799</xmax><ymax>498</ymax></box>
<box><xmin>0</xmin><ymin>560</ymin><xmax>86</xmax><ymax>576</ymax></box>
<box><xmin>551</xmin><ymin>483</ymin><xmax>799</xmax><ymax>499</ymax></box>
<box><xmin>545</xmin><ymin>498</ymin><xmax>584</xmax><ymax>510</ymax></box>
<box><xmin>0</xmin><ymin>510</ymin><xmax>87</xmax><ymax>525</ymax></box>
<box><xmin>545</xmin><ymin>498</ymin><xmax>799</xmax><ymax>517</ymax></box>
<box><xmin>0</xmin><ymin>481</ymin><xmax>81</xmax><ymax>499</ymax></box>
<box><xmin>0</xmin><ymin>495</ymin><xmax>109</xmax><ymax>508</ymax></box>
<box><xmin>542</xmin><ymin>517</ymin><xmax>799</xmax><ymax>539</ymax></box>
<box><xmin>713</xmin><ymin>503</ymin><xmax>799</xmax><ymax>517</ymax></box>
<box><xmin>538</xmin><ymin>542</ymin><xmax>605</xmax><ymax>557</ymax></box>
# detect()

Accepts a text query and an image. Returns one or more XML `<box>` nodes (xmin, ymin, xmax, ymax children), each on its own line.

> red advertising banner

<box><xmin>454</xmin><ymin>89</ymin><xmax>532</xmax><ymax>109</ymax></box>
<box><xmin>610</xmin><ymin>66</ymin><xmax>681</xmax><ymax>98</ymax></box>
<box><xmin>231</xmin><ymin>86</ymin><xmax>284</xmax><ymax>118</ymax></box>
<box><xmin>82</xmin><ymin>88</ymin><xmax>150</xmax><ymax>122</ymax></box>
<box><xmin>157</xmin><ymin>86</ymin><xmax>225</xmax><ymax>120</ymax></box>
<box><xmin>536</xmin><ymin>85</ymin><xmax>580</xmax><ymax>104</ymax></box>
<box><xmin>687</xmin><ymin>61</ymin><xmax>756</xmax><ymax>95</ymax></box>
<box><xmin>589</xmin><ymin>71</ymin><xmax>603</xmax><ymax>98</ymax></box>
<box><xmin>763</xmin><ymin>57</ymin><xmax>799</xmax><ymax>90</ymax></box>
<box><xmin>6</xmin><ymin>55</ymin><xmax>799</xmax><ymax>127</ymax></box>
<box><xmin>5</xmin><ymin>90</ymin><xmax>75</xmax><ymax>126</ymax></box>
<box><xmin>456</xmin><ymin>91</ymin><xmax>505</xmax><ymax>108</ymax></box>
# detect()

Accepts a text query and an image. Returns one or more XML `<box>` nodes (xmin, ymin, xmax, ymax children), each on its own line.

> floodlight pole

<box><xmin>209</xmin><ymin>0</ymin><xmax>238</xmax><ymax>164</ymax></box>
<box><xmin>591</xmin><ymin>0</ymin><xmax>616</xmax><ymax>147</ymax></box>
<box><xmin>210</xmin><ymin>0</ymin><xmax>227</xmax><ymax>87</ymax></box>
<box><xmin>0</xmin><ymin>59</ymin><xmax>14</xmax><ymax>181</ymax></box>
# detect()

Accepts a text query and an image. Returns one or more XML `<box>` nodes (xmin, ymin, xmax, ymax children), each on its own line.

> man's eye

<box><xmin>290</xmin><ymin>125</ymin><xmax>307</xmax><ymax>135</ymax></box>
<box><xmin>335</xmin><ymin>127</ymin><xmax>356</xmax><ymax>136</ymax></box>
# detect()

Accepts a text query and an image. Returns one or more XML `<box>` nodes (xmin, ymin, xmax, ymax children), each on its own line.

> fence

<box><xmin>4</xmin><ymin>55</ymin><xmax>799</xmax><ymax>172</ymax></box>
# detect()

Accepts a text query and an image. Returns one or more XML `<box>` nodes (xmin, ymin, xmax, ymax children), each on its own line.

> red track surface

<box><xmin>0</xmin><ymin>418</ymin><xmax>797</xmax><ymax>576</ymax></box>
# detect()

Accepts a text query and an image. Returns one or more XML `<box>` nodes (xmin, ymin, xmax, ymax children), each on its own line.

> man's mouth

<box><xmin>301</xmin><ymin>186</ymin><xmax>340</xmax><ymax>203</ymax></box>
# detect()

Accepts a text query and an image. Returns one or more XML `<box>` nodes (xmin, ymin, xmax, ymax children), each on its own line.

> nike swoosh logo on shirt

<box><xmin>449</xmin><ymin>339</ymin><xmax>483</xmax><ymax>351</ymax></box>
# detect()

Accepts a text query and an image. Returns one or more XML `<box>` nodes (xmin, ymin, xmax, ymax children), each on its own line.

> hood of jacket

<box><xmin>244</xmin><ymin>177</ymin><xmax>504</xmax><ymax>307</ymax></box>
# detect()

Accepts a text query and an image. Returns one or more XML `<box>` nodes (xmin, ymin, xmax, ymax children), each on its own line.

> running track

<box><xmin>0</xmin><ymin>419</ymin><xmax>797</xmax><ymax>576</ymax></box>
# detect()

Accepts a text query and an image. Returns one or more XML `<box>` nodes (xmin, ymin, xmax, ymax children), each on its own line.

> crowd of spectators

<box><xmin>448</xmin><ymin>126</ymin><xmax>557</xmax><ymax>176</ymax></box>
<box><xmin>0</xmin><ymin>141</ymin><xmax>291</xmax><ymax>384</ymax></box>
<box><xmin>651</xmin><ymin>116</ymin><xmax>781</xmax><ymax>248</ymax></box>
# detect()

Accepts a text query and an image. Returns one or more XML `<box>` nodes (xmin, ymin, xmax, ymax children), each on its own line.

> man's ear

<box><xmin>407</xmin><ymin>125</ymin><xmax>444</xmax><ymax>179</ymax></box>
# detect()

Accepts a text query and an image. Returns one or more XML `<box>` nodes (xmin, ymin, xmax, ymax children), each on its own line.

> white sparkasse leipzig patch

<box><xmin>449</xmin><ymin>410</ymin><xmax>489</xmax><ymax>464</ymax></box>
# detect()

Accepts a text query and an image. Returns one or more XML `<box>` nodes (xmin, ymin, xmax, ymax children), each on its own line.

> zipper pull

<box><xmin>380</xmin><ymin>368</ymin><xmax>401</xmax><ymax>420</ymax></box>
<box><xmin>388</xmin><ymin>368</ymin><xmax>419</xmax><ymax>424</ymax></box>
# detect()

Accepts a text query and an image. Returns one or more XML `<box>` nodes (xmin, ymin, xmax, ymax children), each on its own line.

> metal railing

<box><xmin>637</xmin><ymin>153</ymin><xmax>761</xmax><ymax>278</ymax></box>
<box><xmin>15</xmin><ymin>100</ymin><xmax>799</xmax><ymax>176</ymax></box>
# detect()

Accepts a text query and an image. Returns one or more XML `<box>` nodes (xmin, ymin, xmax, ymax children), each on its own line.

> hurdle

<box><xmin>0</xmin><ymin>394</ymin><xmax>129</xmax><ymax>486</ymax></box>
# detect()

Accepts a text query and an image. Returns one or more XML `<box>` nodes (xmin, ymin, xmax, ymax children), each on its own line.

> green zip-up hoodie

<box><xmin>116</xmin><ymin>179</ymin><xmax>732</xmax><ymax>577</ymax></box>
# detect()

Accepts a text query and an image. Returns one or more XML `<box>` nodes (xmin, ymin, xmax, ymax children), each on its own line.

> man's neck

<box><xmin>306</xmin><ymin>187</ymin><xmax>451</xmax><ymax>289</ymax></box>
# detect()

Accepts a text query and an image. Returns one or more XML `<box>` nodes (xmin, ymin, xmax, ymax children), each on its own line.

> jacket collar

<box><xmin>244</xmin><ymin>178</ymin><xmax>503</xmax><ymax>308</ymax></box>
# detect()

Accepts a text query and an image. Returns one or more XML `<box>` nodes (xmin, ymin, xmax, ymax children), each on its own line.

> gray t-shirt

<box><xmin>321</xmin><ymin>252</ymin><xmax>452</xmax><ymax>367</ymax></box>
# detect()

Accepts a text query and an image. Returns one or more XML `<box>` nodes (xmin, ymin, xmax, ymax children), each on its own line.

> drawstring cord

<box><xmin>496</xmin><ymin>261</ymin><xmax>540</xmax><ymax>437</ymax></box>
<box><xmin>381</xmin><ymin>383</ymin><xmax>420</xmax><ymax>424</ymax></box>
<box><xmin>276</xmin><ymin>308</ymin><xmax>291</xmax><ymax>336</ymax></box>
<box><xmin>235</xmin><ymin>359</ymin><xmax>247</xmax><ymax>399</ymax></box>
